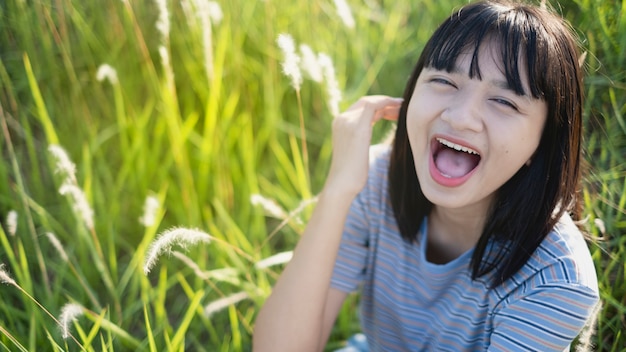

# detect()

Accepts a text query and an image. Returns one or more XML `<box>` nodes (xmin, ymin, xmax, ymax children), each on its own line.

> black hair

<box><xmin>388</xmin><ymin>0</ymin><xmax>583</xmax><ymax>287</ymax></box>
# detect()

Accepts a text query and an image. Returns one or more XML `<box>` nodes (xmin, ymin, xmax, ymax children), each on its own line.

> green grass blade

<box><xmin>22</xmin><ymin>53</ymin><xmax>58</xmax><ymax>144</ymax></box>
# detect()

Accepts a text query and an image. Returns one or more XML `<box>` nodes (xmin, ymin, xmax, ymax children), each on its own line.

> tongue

<box><xmin>435</xmin><ymin>148</ymin><xmax>478</xmax><ymax>178</ymax></box>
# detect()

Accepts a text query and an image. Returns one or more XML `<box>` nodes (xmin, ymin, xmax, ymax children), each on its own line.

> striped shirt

<box><xmin>330</xmin><ymin>147</ymin><xmax>599</xmax><ymax>351</ymax></box>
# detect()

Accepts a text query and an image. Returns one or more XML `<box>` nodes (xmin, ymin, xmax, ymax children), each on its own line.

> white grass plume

<box><xmin>59</xmin><ymin>303</ymin><xmax>84</xmax><ymax>339</ymax></box>
<box><xmin>255</xmin><ymin>251</ymin><xmax>293</xmax><ymax>269</ymax></box>
<box><xmin>48</xmin><ymin>144</ymin><xmax>76</xmax><ymax>184</ymax></box>
<box><xmin>575</xmin><ymin>301</ymin><xmax>601</xmax><ymax>352</ymax></box>
<box><xmin>181</xmin><ymin>0</ymin><xmax>224</xmax><ymax>81</ymax></box>
<box><xmin>159</xmin><ymin>45</ymin><xmax>171</xmax><ymax>72</ymax></box>
<box><xmin>0</xmin><ymin>264</ymin><xmax>84</xmax><ymax>346</ymax></box>
<box><xmin>45</xmin><ymin>232</ymin><xmax>70</xmax><ymax>263</ymax></box>
<box><xmin>318</xmin><ymin>53</ymin><xmax>342</xmax><ymax>116</ymax></box>
<box><xmin>96</xmin><ymin>64</ymin><xmax>119</xmax><ymax>85</ymax></box>
<box><xmin>204</xmin><ymin>291</ymin><xmax>249</xmax><ymax>317</ymax></box>
<box><xmin>250</xmin><ymin>194</ymin><xmax>288</xmax><ymax>219</ymax></box>
<box><xmin>198</xmin><ymin>0</ymin><xmax>223</xmax><ymax>81</ymax></box>
<box><xmin>593</xmin><ymin>218</ymin><xmax>605</xmax><ymax>236</ymax></box>
<box><xmin>0</xmin><ymin>264</ymin><xmax>16</xmax><ymax>286</ymax></box>
<box><xmin>299</xmin><ymin>44</ymin><xmax>323</xmax><ymax>83</ymax></box>
<box><xmin>6</xmin><ymin>210</ymin><xmax>17</xmax><ymax>236</ymax></box>
<box><xmin>155</xmin><ymin>0</ymin><xmax>170</xmax><ymax>42</ymax></box>
<box><xmin>143</xmin><ymin>227</ymin><xmax>212</xmax><ymax>275</ymax></box>
<box><xmin>59</xmin><ymin>182</ymin><xmax>94</xmax><ymax>231</ymax></box>
<box><xmin>49</xmin><ymin>144</ymin><xmax>95</xmax><ymax>231</ymax></box>
<box><xmin>204</xmin><ymin>1</ymin><xmax>223</xmax><ymax>24</ymax></box>
<box><xmin>182</xmin><ymin>0</ymin><xmax>223</xmax><ymax>26</ymax></box>
<box><xmin>276</xmin><ymin>33</ymin><xmax>302</xmax><ymax>91</ymax></box>
<box><xmin>139</xmin><ymin>195</ymin><xmax>160</xmax><ymax>227</ymax></box>
<box><xmin>180</xmin><ymin>0</ymin><xmax>197</xmax><ymax>27</ymax></box>
<box><xmin>333</xmin><ymin>0</ymin><xmax>355</xmax><ymax>29</ymax></box>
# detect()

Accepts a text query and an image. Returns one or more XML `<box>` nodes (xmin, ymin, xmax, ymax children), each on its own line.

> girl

<box><xmin>254</xmin><ymin>1</ymin><xmax>599</xmax><ymax>351</ymax></box>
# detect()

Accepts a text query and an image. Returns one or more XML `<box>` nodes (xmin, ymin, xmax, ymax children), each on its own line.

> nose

<box><xmin>440</xmin><ymin>90</ymin><xmax>484</xmax><ymax>132</ymax></box>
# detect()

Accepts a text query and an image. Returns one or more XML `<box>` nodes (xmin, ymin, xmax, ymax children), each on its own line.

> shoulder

<box><xmin>529</xmin><ymin>213</ymin><xmax>598</xmax><ymax>290</ymax></box>
<box><xmin>495</xmin><ymin>213</ymin><xmax>599</xmax><ymax>303</ymax></box>
<box><xmin>487</xmin><ymin>215</ymin><xmax>600</xmax><ymax>349</ymax></box>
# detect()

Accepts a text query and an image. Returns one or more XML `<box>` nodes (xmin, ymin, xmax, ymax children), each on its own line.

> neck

<box><xmin>425</xmin><ymin>205</ymin><xmax>489</xmax><ymax>264</ymax></box>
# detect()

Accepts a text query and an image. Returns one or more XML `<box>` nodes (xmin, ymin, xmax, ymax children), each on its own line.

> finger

<box><xmin>348</xmin><ymin>95</ymin><xmax>402</xmax><ymax>112</ymax></box>
<box><xmin>379</xmin><ymin>105</ymin><xmax>401</xmax><ymax>121</ymax></box>
<box><xmin>372</xmin><ymin>102</ymin><xmax>402</xmax><ymax>123</ymax></box>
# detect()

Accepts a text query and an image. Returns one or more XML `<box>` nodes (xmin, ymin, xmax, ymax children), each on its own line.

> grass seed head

<box><xmin>204</xmin><ymin>291</ymin><xmax>249</xmax><ymax>318</ymax></box>
<box><xmin>59</xmin><ymin>303</ymin><xmax>84</xmax><ymax>339</ymax></box>
<box><xmin>333</xmin><ymin>0</ymin><xmax>355</xmax><ymax>28</ymax></box>
<box><xmin>45</xmin><ymin>232</ymin><xmax>70</xmax><ymax>263</ymax></box>
<box><xmin>96</xmin><ymin>64</ymin><xmax>119</xmax><ymax>85</ymax></box>
<box><xmin>48</xmin><ymin>145</ymin><xmax>77</xmax><ymax>183</ymax></box>
<box><xmin>318</xmin><ymin>53</ymin><xmax>342</xmax><ymax>116</ymax></box>
<box><xmin>299</xmin><ymin>44</ymin><xmax>323</xmax><ymax>83</ymax></box>
<box><xmin>255</xmin><ymin>251</ymin><xmax>293</xmax><ymax>269</ymax></box>
<box><xmin>250</xmin><ymin>194</ymin><xmax>288</xmax><ymax>219</ymax></box>
<box><xmin>143</xmin><ymin>227</ymin><xmax>212</xmax><ymax>275</ymax></box>
<box><xmin>159</xmin><ymin>46</ymin><xmax>171</xmax><ymax>71</ymax></box>
<box><xmin>0</xmin><ymin>264</ymin><xmax>16</xmax><ymax>286</ymax></box>
<box><xmin>59</xmin><ymin>182</ymin><xmax>94</xmax><ymax>231</ymax></box>
<box><xmin>594</xmin><ymin>218</ymin><xmax>606</xmax><ymax>236</ymax></box>
<box><xmin>6</xmin><ymin>210</ymin><xmax>17</xmax><ymax>236</ymax></box>
<box><xmin>575</xmin><ymin>301</ymin><xmax>602</xmax><ymax>352</ymax></box>
<box><xmin>276</xmin><ymin>33</ymin><xmax>302</xmax><ymax>91</ymax></box>
<box><xmin>139</xmin><ymin>195</ymin><xmax>160</xmax><ymax>227</ymax></box>
<box><xmin>201</xmin><ymin>0</ymin><xmax>223</xmax><ymax>24</ymax></box>
<box><xmin>155</xmin><ymin>0</ymin><xmax>170</xmax><ymax>42</ymax></box>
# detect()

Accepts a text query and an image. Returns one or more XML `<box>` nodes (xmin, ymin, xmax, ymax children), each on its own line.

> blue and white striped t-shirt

<box><xmin>330</xmin><ymin>148</ymin><xmax>599</xmax><ymax>351</ymax></box>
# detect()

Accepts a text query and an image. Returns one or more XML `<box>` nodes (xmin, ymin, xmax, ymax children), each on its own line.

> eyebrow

<box><xmin>447</xmin><ymin>63</ymin><xmax>528</xmax><ymax>97</ymax></box>
<box><xmin>490</xmin><ymin>79</ymin><xmax>520</xmax><ymax>94</ymax></box>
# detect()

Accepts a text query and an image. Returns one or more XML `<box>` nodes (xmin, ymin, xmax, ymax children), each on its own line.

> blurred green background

<box><xmin>0</xmin><ymin>0</ymin><xmax>624</xmax><ymax>350</ymax></box>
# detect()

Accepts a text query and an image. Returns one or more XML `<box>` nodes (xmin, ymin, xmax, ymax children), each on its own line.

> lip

<box><xmin>428</xmin><ymin>135</ymin><xmax>481</xmax><ymax>187</ymax></box>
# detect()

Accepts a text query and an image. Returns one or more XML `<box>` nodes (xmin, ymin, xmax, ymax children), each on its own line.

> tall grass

<box><xmin>0</xmin><ymin>0</ymin><xmax>624</xmax><ymax>350</ymax></box>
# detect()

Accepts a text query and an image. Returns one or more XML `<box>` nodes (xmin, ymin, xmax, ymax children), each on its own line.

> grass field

<box><xmin>0</xmin><ymin>0</ymin><xmax>624</xmax><ymax>350</ymax></box>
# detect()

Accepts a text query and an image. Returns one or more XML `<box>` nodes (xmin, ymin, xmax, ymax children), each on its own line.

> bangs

<box><xmin>422</xmin><ymin>2</ymin><xmax>550</xmax><ymax>99</ymax></box>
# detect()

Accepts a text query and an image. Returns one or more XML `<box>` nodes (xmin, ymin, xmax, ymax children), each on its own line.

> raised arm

<box><xmin>252</xmin><ymin>96</ymin><xmax>402</xmax><ymax>352</ymax></box>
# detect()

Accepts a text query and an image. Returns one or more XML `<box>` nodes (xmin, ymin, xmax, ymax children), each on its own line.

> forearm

<box><xmin>253</xmin><ymin>95</ymin><xmax>402</xmax><ymax>351</ymax></box>
<box><xmin>253</xmin><ymin>189</ymin><xmax>354</xmax><ymax>351</ymax></box>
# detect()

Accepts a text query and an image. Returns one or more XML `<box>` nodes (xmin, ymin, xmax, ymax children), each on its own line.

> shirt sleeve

<box><xmin>488</xmin><ymin>282</ymin><xmax>600</xmax><ymax>351</ymax></box>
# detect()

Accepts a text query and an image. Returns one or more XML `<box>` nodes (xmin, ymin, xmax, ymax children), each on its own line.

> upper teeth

<box><xmin>437</xmin><ymin>138</ymin><xmax>479</xmax><ymax>155</ymax></box>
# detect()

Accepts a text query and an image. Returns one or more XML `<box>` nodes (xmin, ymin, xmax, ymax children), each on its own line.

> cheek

<box><xmin>406</xmin><ymin>103</ymin><xmax>427</xmax><ymax>134</ymax></box>
<box><xmin>494</xmin><ymin>132</ymin><xmax>540</xmax><ymax>168</ymax></box>
<box><xmin>405</xmin><ymin>109</ymin><xmax>424</xmax><ymax>151</ymax></box>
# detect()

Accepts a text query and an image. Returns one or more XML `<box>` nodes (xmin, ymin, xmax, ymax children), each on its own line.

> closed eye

<box><xmin>491</xmin><ymin>97</ymin><xmax>519</xmax><ymax>111</ymax></box>
<box><xmin>429</xmin><ymin>77</ymin><xmax>457</xmax><ymax>88</ymax></box>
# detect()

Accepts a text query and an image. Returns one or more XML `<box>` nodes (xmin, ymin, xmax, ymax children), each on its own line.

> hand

<box><xmin>324</xmin><ymin>95</ymin><xmax>402</xmax><ymax>196</ymax></box>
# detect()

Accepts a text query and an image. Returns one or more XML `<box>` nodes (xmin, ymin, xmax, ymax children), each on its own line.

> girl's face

<box><xmin>406</xmin><ymin>42</ymin><xmax>548</xmax><ymax>214</ymax></box>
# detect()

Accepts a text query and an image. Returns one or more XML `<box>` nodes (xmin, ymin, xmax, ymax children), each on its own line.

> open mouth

<box><xmin>432</xmin><ymin>137</ymin><xmax>481</xmax><ymax>178</ymax></box>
